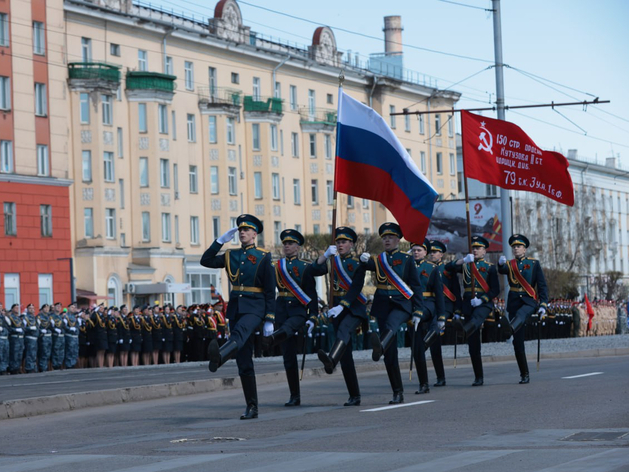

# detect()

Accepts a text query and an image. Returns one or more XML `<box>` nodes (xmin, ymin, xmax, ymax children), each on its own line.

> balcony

<box><xmin>198</xmin><ymin>86</ymin><xmax>242</xmax><ymax>114</ymax></box>
<box><xmin>243</xmin><ymin>95</ymin><xmax>283</xmax><ymax>115</ymax></box>
<box><xmin>299</xmin><ymin>107</ymin><xmax>337</xmax><ymax>131</ymax></box>
<box><xmin>125</xmin><ymin>71</ymin><xmax>177</xmax><ymax>101</ymax></box>
<box><xmin>67</xmin><ymin>62</ymin><xmax>121</xmax><ymax>92</ymax></box>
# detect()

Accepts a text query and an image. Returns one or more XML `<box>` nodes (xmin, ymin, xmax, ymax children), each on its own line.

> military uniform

<box><xmin>37</xmin><ymin>310</ymin><xmax>53</xmax><ymax>372</ymax></box>
<box><xmin>436</xmin><ymin>241</ymin><xmax>462</xmax><ymax>378</ymax></box>
<box><xmin>314</xmin><ymin>227</ymin><xmax>368</xmax><ymax>406</ymax></box>
<box><xmin>497</xmin><ymin>234</ymin><xmax>548</xmax><ymax>384</ymax></box>
<box><xmin>446</xmin><ymin>236</ymin><xmax>499</xmax><ymax>386</ymax></box>
<box><xmin>202</xmin><ymin>214</ymin><xmax>276</xmax><ymax>419</ymax></box>
<box><xmin>22</xmin><ymin>308</ymin><xmax>39</xmax><ymax>373</ymax></box>
<box><xmin>0</xmin><ymin>313</ymin><xmax>10</xmax><ymax>374</ymax></box>
<box><xmin>8</xmin><ymin>309</ymin><xmax>25</xmax><ymax>374</ymax></box>
<box><xmin>64</xmin><ymin>309</ymin><xmax>79</xmax><ymax>369</ymax></box>
<box><xmin>365</xmin><ymin>223</ymin><xmax>424</xmax><ymax>404</ymax></box>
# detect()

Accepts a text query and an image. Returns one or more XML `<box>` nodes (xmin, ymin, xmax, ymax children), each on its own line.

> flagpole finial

<box><xmin>338</xmin><ymin>70</ymin><xmax>345</xmax><ymax>88</ymax></box>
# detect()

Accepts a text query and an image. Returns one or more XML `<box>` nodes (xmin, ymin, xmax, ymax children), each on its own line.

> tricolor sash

<box><xmin>333</xmin><ymin>255</ymin><xmax>367</xmax><ymax>304</ymax></box>
<box><xmin>377</xmin><ymin>253</ymin><xmax>413</xmax><ymax>300</ymax></box>
<box><xmin>469</xmin><ymin>262</ymin><xmax>490</xmax><ymax>293</ymax></box>
<box><xmin>508</xmin><ymin>259</ymin><xmax>538</xmax><ymax>300</ymax></box>
<box><xmin>277</xmin><ymin>259</ymin><xmax>312</xmax><ymax>306</ymax></box>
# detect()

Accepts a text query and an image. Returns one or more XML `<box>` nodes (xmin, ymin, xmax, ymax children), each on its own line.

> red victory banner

<box><xmin>461</xmin><ymin>110</ymin><xmax>574</xmax><ymax>206</ymax></box>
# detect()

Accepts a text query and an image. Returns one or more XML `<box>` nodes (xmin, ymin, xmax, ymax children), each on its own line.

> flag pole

<box><xmin>460</xmin><ymin>113</ymin><xmax>476</xmax><ymax>297</ymax></box>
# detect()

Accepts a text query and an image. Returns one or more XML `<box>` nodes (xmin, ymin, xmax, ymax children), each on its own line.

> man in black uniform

<box><xmin>497</xmin><ymin>234</ymin><xmax>548</xmax><ymax>384</ymax></box>
<box><xmin>446</xmin><ymin>236</ymin><xmax>499</xmax><ymax>386</ymax></box>
<box><xmin>262</xmin><ymin>229</ymin><xmax>330</xmax><ymax>407</ymax></box>
<box><xmin>202</xmin><ymin>214</ymin><xmax>276</xmax><ymax>420</ymax></box>
<box><xmin>315</xmin><ymin>227</ymin><xmax>368</xmax><ymax>406</ymax></box>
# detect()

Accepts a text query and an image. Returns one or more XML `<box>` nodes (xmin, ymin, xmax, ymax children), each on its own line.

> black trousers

<box><xmin>230</xmin><ymin>313</ymin><xmax>263</xmax><ymax>377</ymax></box>
<box><xmin>276</xmin><ymin>314</ymin><xmax>307</xmax><ymax>372</ymax></box>
<box><xmin>333</xmin><ymin>310</ymin><xmax>362</xmax><ymax>398</ymax></box>
<box><xmin>376</xmin><ymin>309</ymin><xmax>410</xmax><ymax>369</ymax></box>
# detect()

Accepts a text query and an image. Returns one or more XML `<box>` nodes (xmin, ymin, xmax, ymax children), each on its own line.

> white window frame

<box><xmin>0</xmin><ymin>14</ymin><xmax>9</xmax><ymax>47</ymax></box>
<box><xmin>252</xmin><ymin>123</ymin><xmax>260</xmax><ymax>151</ymax></box>
<box><xmin>210</xmin><ymin>166</ymin><xmax>219</xmax><ymax>194</ymax></box>
<box><xmin>158</xmin><ymin>104</ymin><xmax>168</xmax><ymax>134</ymax></box>
<box><xmin>165</xmin><ymin>56</ymin><xmax>173</xmax><ymax>75</ymax></box>
<box><xmin>324</xmin><ymin>134</ymin><xmax>332</xmax><ymax>159</ymax></box>
<box><xmin>209</xmin><ymin>116</ymin><xmax>217</xmax><ymax>143</ymax></box>
<box><xmin>226</xmin><ymin>117</ymin><xmax>235</xmax><ymax>144</ymax></box>
<box><xmin>171</xmin><ymin>110</ymin><xmax>177</xmax><ymax>140</ymax></box>
<box><xmin>311</xmin><ymin>179</ymin><xmax>319</xmax><ymax>205</ymax></box>
<box><xmin>436</xmin><ymin>152</ymin><xmax>443</xmax><ymax>175</ymax></box>
<box><xmin>449</xmin><ymin>153</ymin><xmax>456</xmax><ymax>176</ymax></box>
<box><xmin>82</xmin><ymin>150</ymin><xmax>92</xmax><ymax>181</ymax></box>
<box><xmin>389</xmin><ymin>105</ymin><xmax>396</xmax><ymax>129</ymax></box>
<box><xmin>254</xmin><ymin>172</ymin><xmax>263</xmax><ymax>199</ymax></box>
<box><xmin>84</xmin><ymin>207</ymin><xmax>94</xmax><ymax>238</ymax></box>
<box><xmin>1</xmin><ymin>140</ymin><xmax>13</xmax><ymax>173</ymax></box>
<box><xmin>228</xmin><ymin>167</ymin><xmax>237</xmax><ymax>195</ymax></box>
<box><xmin>189</xmin><ymin>165</ymin><xmax>198</xmax><ymax>194</ymax></box>
<box><xmin>309</xmin><ymin>134</ymin><xmax>316</xmax><ymax>158</ymax></box>
<box><xmin>289</xmin><ymin>85</ymin><xmax>297</xmax><ymax>110</ymax></box>
<box><xmin>138</xmin><ymin>103</ymin><xmax>147</xmax><ymax>132</ymax></box>
<box><xmin>35</xmin><ymin>83</ymin><xmax>47</xmax><ymax>116</ymax></box>
<box><xmin>326</xmin><ymin>180</ymin><xmax>333</xmax><ymax>205</ymax></box>
<box><xmin>79</xmin><ymin>93</ymin><xmax>90</xmax><ymax>124</ymax></box>
<box><xmin>4</xmin><ymin>202</ymin><xmax>16</xmax><ymax>236</ymax></box>
<box><xmin>272</xmin><ymin>173</ymin><xmax>280</xmax><ymax>200</ymax></box>
<box><xmin>420</xmin><ymin>151</ymin><xmax>426</xmax><ymax>174</ymax></box>
<box><xmin>270</xmin><ymin>124</ymin><xmax>278</xmax><ymax>151</ymax></box>
<box><xmin>103</xmin><ymin>151</ymin><xmax>115</xmax><ymax>182</ymax></box>
<box><xmin>160</xmin><ymin>158</ymin><xmax>170</xmax><ymax>188</ymax></box>
<box><xmin>448</xmin><ymin>116</ymin><xmax>454</xmax><ymax>137</ymax></box>
<box><xmin>40</xmin><ymin>204</ymin><xmax>52</xmax><ymax>237</ymax></box>
<box><xmin>37</xmin><ymin>144</ymin><xmax>49</xmax><ymax>176</ymax></box>
<box><xmin>252</xmin><ymin>77</ymin><xmax>261</xmax><ymax>101</ymax></box>
<box><xmin>187</xmin><ymin>114</ymin><xmax>196</xmax><ymax>142</ymax></box>
<box><xmin>0</xmin><ymin>76</ymin><xmax>10</xmax><ymax>110</ymax></box>
<box><xmin>81</xmin><ymin>37</ymin><xmax>91</xmax><ymax>62</ymax></box>
<box><xmin>117</xmin><ymin>127</ymin><xmax>123</xmax><ymax>157</ymax></box>
<box><xmin>190</xmin><ymin>216</ymin><xmax>199</xmax><ymax>245</ymax></box>
<box><xmin>161</xmin><ymin>212</ymin><xmax>172</xmax><ymax>242</ymax></box>
<box><xmin>291</xmin><ymin>132</ymin><xmax>299</xmax><ymax>157</ymax></box>
<box><xmin>293</xmin><ymin>178</ymin><xmax>301</xmax><ymax>205</ymax></box>
<box><xmin>102</xmin><ymin>95</ymin><xmax>112</xmax><ymax>126</ymax></box>
<box><xmin>33</xmin><ymin>21</ymin><xmax>45</xmax><ymax>55</ymax></box>
<box><xmin>139</xmin><ymin>157</ymin><xmax>148</xmax><ymax>187</ymax></box>
<box><xmin>419</xmin><ymin>114</ymin><xmax>425</xmax><ymax>134</ymax></box>
<box><xmin>405</xmin><ymin>114</ymin><xmax>411</xmax><ymax>132</ymax></box>
<box><xmin>435</xmin><ymin>114</ymin><xmax>442</xmax><ymax>136</ymax></box>
<box><xmin>184</xmin><ymin>61</ymin><xmax>194</xmax><ymax>90</ymax></box>
<box><xmin>138</xmin><ymin>50</ymin><xmax>148</xmax><ymax>71</ymax></box>
<box><xmin>141</xmin><ymin>211</ymin><xmax>151</xmax><ymax>242</ymax></box>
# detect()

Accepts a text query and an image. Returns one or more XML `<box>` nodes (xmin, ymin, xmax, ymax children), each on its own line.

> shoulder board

<box><xmin>256</xmin><ymin>247</ymin><xmax>270</xmax><ymax>254</ymax></box>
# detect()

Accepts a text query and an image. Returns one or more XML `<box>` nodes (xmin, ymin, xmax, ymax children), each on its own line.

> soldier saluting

<box><xmin>497</xmin><ymin>234</ymin><xmax>548</xmax><ymax>384</ymax></box>
<box><xmin>202</xmin><ymin>214</ymin><xmax>276</xmax><ymax>420</ymax></box>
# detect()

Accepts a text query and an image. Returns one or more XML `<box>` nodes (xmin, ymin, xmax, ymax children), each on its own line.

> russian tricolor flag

<box><xmin>335</xmin><ymin>89</ymin><xmax>438</xmax><ymax>242</ymax></box>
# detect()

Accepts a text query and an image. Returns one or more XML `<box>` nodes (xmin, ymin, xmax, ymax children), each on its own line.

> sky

<box><xmin>148</xmin><ymin>0</ymin><xmax>629</xmax><ymax>167</ymax></box>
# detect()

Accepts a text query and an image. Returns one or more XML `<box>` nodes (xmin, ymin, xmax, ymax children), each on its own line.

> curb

<box><xmin>2</xmin><ymin>348</ymin><xmax>628</xmax><ymax>420</ymax></box>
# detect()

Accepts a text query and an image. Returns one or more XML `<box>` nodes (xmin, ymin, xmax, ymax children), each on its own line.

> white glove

<box><xmin>55</xmin><ymin>328</ymin><xmax>62</xmax><ymax>334</ymax></box>
<box><xmin>463</xmin><ymin>254</ymin><xmax>474</xmax><ymax>264</ymax></box>
<box><xmin>15</xmin><ymin>327</ymin><xmax>23</xmax><ymax>333</ymax></box>
<box><xmin>263</xmin><ymin>321</ymin><xmax>274</xmax><ymax>337</ymax></box>
<box><xmin>162</xmin><ymin>338</ymin><xmax>165</xmax><ymax>342</ymax></box>
<box><xmin>360</xmin><ymin>252</ymin><xmax>370</xmax><ymax>263</ymax></box>
<box><xmin>538</xmin><ymin>307</ymin><xmax>546</xmax><ymax>318</ymax></box>
<box><xmin>118</xmin><ymin>339</ymin><xmax>123</xmax><ymax>344</ymax></box>
<box><xmin>129</xmin><ymin>339</ymin><xmax>132</xmax><ymax>344</ymax></box>
<box><xmin>40</xmin><ymin>329</ymin><xmax>47</xmax><ymax>334</ymax></box>
<box><xmin>63</xmin><ymin>318</ymin><xmax>68</xmax><ymax>325</ymax></box>
<box><xmin>217</xmin><ymin>227</ymin><xmax>239</xmax><ymax>244</ymax></box>
<box><xmin>306</xmin><ymin>320</ymin><xmax>315</xmax><ymax>335</ymax></box>
<box><xmin>470</xmin><ymin>297</ymin><xmax>482</xmax><ymax>307</ymax></box>
<box><xmin>438</xmin><ymin>321</ymin><xmax>445</xmax><ymax>332</ymax></box>
<box><xmin>453</xmin><ymin>313</ymin><xmax>461</xmax><ymax>321</ymax></box>
<box><xmin>499</xmin><ymin>255</ymin><xmax>507</xmax><ymax>265</ymax></box>
<box><xmin>70</xmin><ymin>327</ymin><xmax>77</xmax><ymax>332</ymax></box>
<box><xmin>324</xmin><ymin>245</ymin><xmax>337</xmax><ymax>258</ymax></box>
<box><xmin>328</xmin><ymin>305</ymin><xmax>343</xmax><ymax>318</ymax></box>
<box><xmin>412</xmin><ymin>315</ymin><xmax>421</xmax><ymax>330</ymax></box>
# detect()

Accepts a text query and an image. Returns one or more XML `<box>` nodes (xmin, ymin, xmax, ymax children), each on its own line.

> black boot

<box><xmin>240</xmin><ymin>375</ymin><xmax>258</xmax><ymax>420</ymax></box>
<box><xmin>460</xmin><ymin>321</ymin><xmax>476</xmax><ymax>343</ymax></box>
<box><xmin>208</xmin><ymin>339</ymin><xmax>237</xmax><ymax>372</ymax></box>
<box><xmin>415</xmin><ymin>384</ymin><xmax>430</xmax><ymax>394</ymax></box>
<box><xmin>387</xmin><ymin>364</ymin><xmax>404</xmax><ymax>404</ymax></box>
<box><xmin>433</xmin><ymin>378</ymin><xmax>446</xmax><ymax>387</ymax></box>
<box><xmin>415</xmin><ymin>355</ymin><xmax>429</xmax><ymax>394</ymax></box>
<box><xmin>372</xmin><ymin>330</ymin><xmax>394</xmax><ymax>362</ymax></box>
<box><xmin>341</xmin><ymin>358</ymin><xmax>361</xmax><ymax>406</ymax></box>
<box><xmin>284</xmin><ymin>368</ymin><xmax>301</xmax><ymax>406</ymax></box>
<box><xmin>262</xmin><ymin>329</ymin><xmax>289</xmax><ymax>351</ymax></box>
<box><xmin>510</xmin><ymin>316</ymin><xmax>523</xmax><ymax>335</ymax></box>
<box><xmin>423</xmin><ymin>330</ymin><xmax>437</xmax><ymax>351</ymax></box>
<box><xmin>515</xmin><ymin>351</ymin><xmax>530</xmax><ymax>384</ymax></box>
<box><xmin>471</xmin><ymin>355</ymin><xmax>484</xmax><ymax>386</ymax></box>
<box><xmin>318</xmin><ymin>339</ymin><xmax>346</xmax><ymax>374</ymax></box>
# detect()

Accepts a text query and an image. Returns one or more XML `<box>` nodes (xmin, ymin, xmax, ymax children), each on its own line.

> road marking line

<box><xmin>562</xmin><ymin>372</ymin><xmax>603</xmax><ymax>379</ymax></box>
<box><xmin>360</xmin><ymin>400</ymin><xmax>435</xmax><ymax>412</ymax></box>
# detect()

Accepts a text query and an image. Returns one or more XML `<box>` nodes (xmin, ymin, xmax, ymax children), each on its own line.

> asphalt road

<box><xmin>1</xmin><ymin>355</ymin><xmax>628</xmax><ymax>472</ymax></box>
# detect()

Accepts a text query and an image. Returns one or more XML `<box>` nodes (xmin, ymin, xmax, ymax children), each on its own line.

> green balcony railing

<box><xmin>68</xmin><ymin>62</ymin><xmax>121</xmax><ymax>82</ymax></box>
<box><xmin>125</xmin><ymin>71</ymin><xmax>177</xmax><ymax>93</ymax></box>
<box><xmin>299</xmin><ymin>107</ymin><xmax>337</xmax><ymax>126</ymax></box>
<box><xmin>198</xmin><ymin>86</ymin><xmax>242</xmax><ymax>107</ymax></box>
<box><xmin>243</xmin><ymin>95</ymin><xmax>283</xmax><ymax>114</ymax></box>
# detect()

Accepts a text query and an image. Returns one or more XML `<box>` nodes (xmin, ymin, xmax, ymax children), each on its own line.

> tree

<box><xmin>593</xmin><ymin>271</ymin><xmax>628</xmax><ymax>301</ymax></box>
<box><xmin>544</xmin><ymin>269</ymin><xmax>580</xmax><ymax>300</ymax></box>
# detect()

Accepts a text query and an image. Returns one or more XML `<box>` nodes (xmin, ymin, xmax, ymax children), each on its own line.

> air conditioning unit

<box><xmin>125</xmin><ymin>283</ymin><xmax>136</xmax><ymax>294</ymax></box>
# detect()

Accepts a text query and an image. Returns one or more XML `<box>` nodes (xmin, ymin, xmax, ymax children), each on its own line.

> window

<box><xmin>161</xmin><ymin>213</ymin><xmax>171</xmax><ymax>242</ymax></box>
<box><xmin>313</xmin><ymin>224</ymin><xmax>320</xmax><ymax>235</ymax></box>
<box><xmin>252</xmin><ymin>77</ymin><xmax>261</xmax><ymax>100</ymax></box>
<box><xmin>208</xmin><ymin>67</ymin><xmax>217</xmax><ymax>96</ymax></box>
<box><xmin>84</xmin><ymin>208</ymin><xmax>93</xmax><ymax>238</ymax></box>
<box><xmin>173</xmin><ymin>164</ymin><xmax>178</xmax><ymax>197</ymax></box>
<box><xmin>326</xmin><ymin>180</ymin><xmax>333</xmax><ymax>205</ymax></box>
<box><xmin>0</xmin><ymin>76</ymin><xmax>10</xmax><ymax>110</ymax></box>
<box><xmin>231</xmin><ymin>72</ymin><xmax>239</xmax><ymax>84</ymax></box>
<box><xmin>37</xmin><ymin>145</ymin><xmax>49</xmax><ymax>176</ymax></box>
<box><xmin>0</xmin><ymin>14</ymin><xmax>9</xmax><ymax>47</ymax></box>
<box><xmin>116</xmin><ymin>86</ymin><xmax>121</xmax><ymax>101</ymax></box>
<box><xmin>212</xmin><ymin>216</ymin><xmax>220</xmax><ymax>240</ymax></box>
<box><xmin>139</xmin><ymin>157</ymin><xmax>148</xmax><ymax>187</ymax></box>
<box><xmin>274</xmin><ymin>81</ymin><xmax>281</xmax><ymax>99</ymax></box>
<box><xmin>309</xmin><ymin>134</ymin><xmax>316</xmax><ymax>158</ymax></box>
<box><xmin>270</xmin><ymin>125</ymin><xmax>278</xmax><ymax>151</ymax></box>
<box><xmin>138</xmin><ymin>103</ymin><xmax>147</xmax><ymax>132</ymax></box>
<box><xmin>293</xmin><ymin>179</ymin><xmax>301</xmax><ymax>205</ymax></box>
<box><xmin>405</xmin><ymin>114</ymin><xmax>411</xmax><ymax>132</ymax></box>
<box><xmin>37</xmin><ymin>274</ymin><xmax>53</xmax><ymax>307</ymax></box>
<box><xmin>102</xmin><ymin>95</ymin><xmax>112</xmax><ymax>125</ymax></box>
<box><xmin>362</xmin><ymin>198</ymin><xmax>369</xmax><ymax>209</ymax></box>
<box><xmin>419</xmin><ymin>114</ymin><xmax>425</xmax><ymax>134</ymax></box>
<box><xmin>1</xmin><ymin>140</ymin><xmax>13</xmax><ymax>173</ymax></box>
<box><xmin>110</xmin><ymin>43</ymin><xmax>120</xmax><ymax>56</ymax></box>
<box><xmin>158</xmin><ymin>104</ymin><xmax>168</xmax><ymax>134</ymax></box>
<box><xmin>165</xmin><ymin>56</ymin><xmax>173</xmax><ymax>75</ymax></box>
<box><xmin>272</xmin><ymin>173</ymin><xmax>280</xmax><ymax>200</ymax></box>
<box><xmin>81</xmin><ymin>37</ymin><xmax>91</xmax><ymax>62</ymax></box>
<box><xmin>228</xmin><ymin>167</ymin><xmax>237</xmax><ymax>195</ymax></box>
<box><xmin>291</xmin><ymin>132</ymin><xmax>299</xmax><ymax>157</ymax></box>
<box><xmin>308</xmin><ymin>89</ymin><xmax>316</xmax><ymax>117</ymax></box>
<box><xmin>189</xmin><ymin>165</ymin><xmax>198</xmax><ymax>194</ymax></box>
<box><xmin>141</xmin><ymin>212</ymin><xmax>150</xmax><ymax>241</ymax></box>
<box><xmin>209</xmin><ymin>116</ymin><xmax>217</xmax><ymax>143</ymax></box>
<box><xmin>420</xmin><ymin>151</ymin><xmax>426</xmax><ymax>173</ymax></box>
<box><xmin>252</xmin><ymin>123</ymin><xmax>260</xmax><ymax>150</ymax></box>
<box><xmin>449</xmin><ymin>153</ymin><xmax>455</xmax><ymax>176</ymax></box>
<box><xmin>40</xmin><ymin>204</ymin><xmax>52</xmax><ymax>237</ymax></box>
<box><xmin>280</xmin><ymin>130</ymin><xmax>284</xmax><ymax>156</ymax></box>
<box><xmin>389</xmin><ymin>105</ymin><xmax>396</xmax><ymax>128</ymax></box>
<box><xmin>289</xmin><ymin>85</ymin><xmax>297</xmax><ymax>110</ymax></box>
<box><xmin>210</xmin><ymin>166</ymin><xmax>219</xmax><ymax>194</ymax></box>
<box><xmin>184</xmin><ymin>61</ymin><xmax>194</xmax><ymax>90</ymax></box>
<box><xmin>160</xmin><ymin>158</ymin><xmax>170</xmax><ymax>188</ymax></box>
<box><xmin>311</xmin><ymin>179</ymin><xmax>319</xmax><ymax>204</ymax></box>
<box><xmin>119</xmin><ymin>178</ymin><xmax>125</xmax><ymax>209</ymax></box>
<box><xmin>104</xmin><ymin>151</ymin><xmax>114</xmax><ymax>182</ymax></box>
<box><xmin>486</xmin><ymin>184</ymin><xmax>497</xmax><ymax>197</ymax></box>
<box><xmin>347</xmin><ymin>195</ymin><xmax>354</xmax><ymax>208</ymax></box>
<box><xmin>82</xmin><ymin>150</ymin><xmax>92</xmax><ymax>181</ymax></box>
<box><xmin>327</xmin><ymin>93</ymin><xmax>333</xmax><ymax>105</ymax></box>
<box><xmin>324</xmin><ymin>135</ymin><xmax>332</xmax><ymax>159</ymax></box>
<box><xmin>448</xmin><ymin>116</ymin><xmax>454</xmax><ymax>137</ymax></box>
<box><xmin>190</xmin><ymin>216</ymin><xmax>199</xmax><ymax>245</ymax></box>
<box><xmin>35</xmin><ymin>83</ymin><xmax>47</xmax><ymax>116</ymax></box>
<box><xmin>117</xmin><ymin>127</ymin><xmax>123</xmax><ymax>157</ymax></box>
<box><xmin>274</xmin><ymin>221</ymin><xmax>282</xmax><ymax>245</ymax></box>
<box><xmin>436</xmin><ymin>152</ymin><xmax>443</xmax><ymax>175</ymax></box>
<box><xmin>4</xmin><ymin>202</ymin><xmax>16</xmax><ymax>236</ymax></box>
<box><xmin>33</xmin><ymin>22</ymin><xmax>45</xmax><ymax>55</ymax></box>
<box><xmin>187</xmin><ymin>114</ymin><xmax>196</xmax><ymax>142</ymax></box>
<box><xmin>254</xmin><ymin>172</ymin><xmax>263</xmax><ymax>199</ymax></box>
<box><xmin>171</xmin><ymin>111</ymin><xmax>177</xmax><ymax>140</ymax></box>
<box><xmin>435</xmin><ymin>114</ymin><xmax>441</xmax><ymax>135</ymax></box>
<box><xmin>105</xmin><ymin>208</ymin><xmax>115</xmax><ymax>239</ymax></box>
<box><xmin>138</xmin><ymin>50</ymin><xmax>148</xmax><ymax>71</ymax></box>
<box><xmin>226</xmin><ymin>117</ymin><xmax>235</xmax><ymax>144</ymax></box>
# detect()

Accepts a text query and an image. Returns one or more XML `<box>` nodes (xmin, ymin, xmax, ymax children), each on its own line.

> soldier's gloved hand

<box><xmin>538</xmin><ymin>307</ymin><xmax>546</xmax><ymax>319</ymax></box>
<box><xmin>306</xmin><ymin>320</ymin><xmax>315</xmax><ymax>335</ymax></box>
<box><xmin>328</xmin><ymin>305</ymin><xmax>343</xmax><ymax>318</ymax></box>
<box><xmin>70</xmin><ymin>327</ymin><xmax>77</xmax><ymax>332</ymax></box>
<box><xmin>412</xmin><ymin>315</ymin><xmax>422</xmax><ymax>330</ymax></box>
<box><xmin>217</xmin><ymin>227</ymin><xmax>239</xmax><ymax>244</ymax></box>
<box><xmin>360</xmin><ymin>252</ymin><xmax>370</xmax><ymax>263</ymax></box>
<box><xmin>40</xmin><ymin>328</ymin><xmax>47</xmax><ymax>334</ymax></box>
<box><xmin>499</xmin><ymin>255</ymin><xmax>507</xmax><ymax>265</ymax></box>
<box><xmin>162</xmin><ymin>338</ymin><xmax>165</xmax><ymax>342</ymax></box>
<box><xmin>55</xmin><ymin>328</ymin><xmax>62</xmax><ymax>334</ymax></box>
<box><xmin>463</xmin><ymin>254</ymin><xmax>474</xmax><ymax>264</ymax></box>
<box><xmin>453</xmin><ymin>313</ymin><xmax>461</xmax><ymax>321</ymax></box>
<box><xmin>15</xmin><ymin>327</ymin><xmax>23</xmax><ymax>333</ymax></box>
<box><xmin>470</xmin><ymin>297</ymin><xmax>482</xmax><ymax>307</ymax></box>
<box><xmin>438</xmin><ymin>321</ymin><xmax>446</xmax><ymax>333</ymax></box>
<box><xmin>263</xmin><ymin>321</ymin><xmax>274</xmax><ymax>337</ymax></box>
<box><xmin>129</xmin><ymin>339</ymin><xmax>132</xmax><ymax>344</ymax></box>
<box><xmin>324</xmin><ymin>245</ymin><xmax>337</xmax><ymax>258</ymax></box>
<box><xmin>118</xmin><ymin>339</ymin><xmax>123</xmax><ymax>344</ymax></box>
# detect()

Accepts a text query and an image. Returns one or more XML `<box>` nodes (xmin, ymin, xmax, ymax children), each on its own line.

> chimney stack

<box><xmin>383</xmin><ymin>16</ymin><xmax>403</xmax><ymax>56</ymax></box>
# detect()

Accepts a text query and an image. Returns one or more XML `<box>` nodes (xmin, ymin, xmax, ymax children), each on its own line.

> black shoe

<box><xmin>240</xmin><ymin>404</ymin><xmax>258</xmax><ymax>420</ymax></box>
<box><xmin>415</xmin><ymin>384</ymin><xmax>430</xmax><ymax>394</ymax></box>
<box><xmin>433</xmin><ymin>378</ymin><xmax>446</xmax><ymax>387</ymax></box>
<box><xmin>370</xmin><ymin>333</ymin><xmax>382</xmax><ymax>361</ymax></box>
<box><xmin>519</xmin><ymin>374</ymin><xmax>530</xmax><ymax>384</ymax></box>
<box><xmin>389</xmin><ymin>393</ymin><xmax>404</xmax><ymax>404</ymax></box>
<box><xmin>472</xmin><ymin>377</ymin><xmax>484</xmax><ymax>387</ymax></box>
<box><xmin>284</xmin><ymin>395</ymin><xmax>301</xmax><ymax>407</ymax></box>
<box><xmin>344</xmin><ymin>396</ymin><xmax>361</xmax><ymax>407</ymax></box>
<box><xmin>208</xmin><ymin>339</ymin><xmax>220</xmax><ymax>372</ymax></box>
